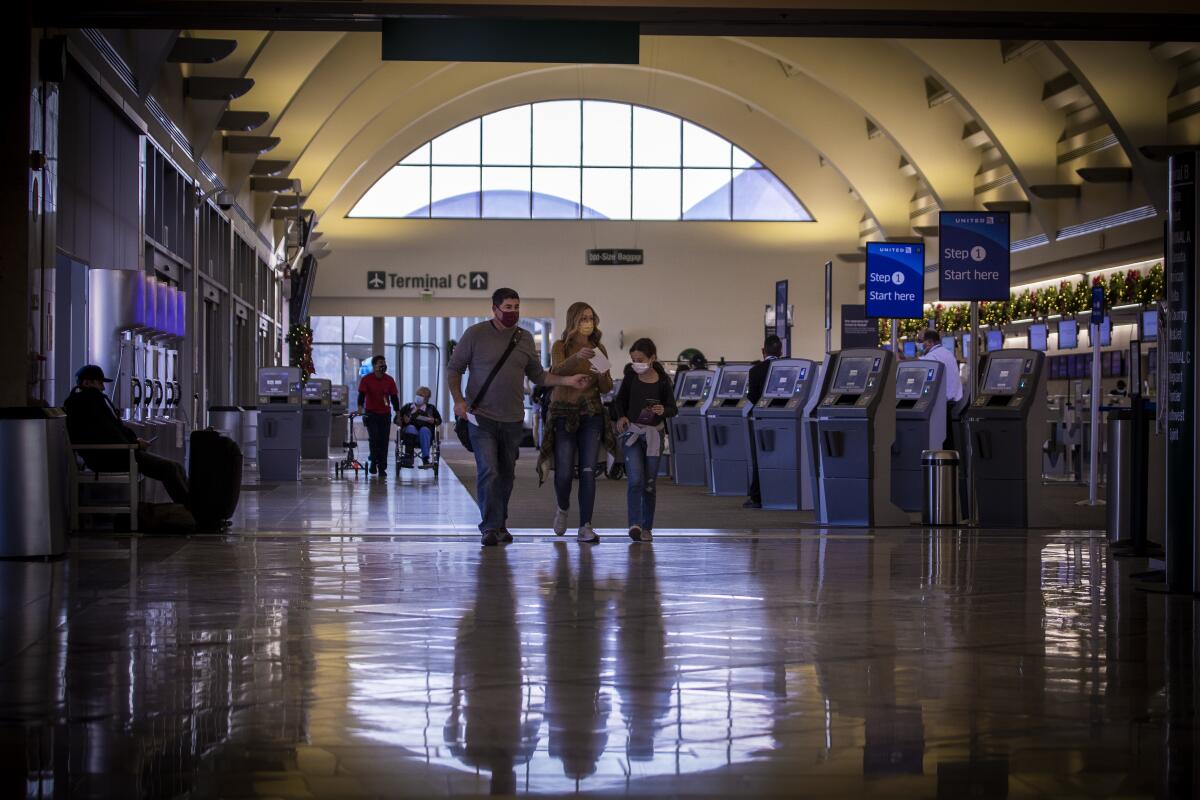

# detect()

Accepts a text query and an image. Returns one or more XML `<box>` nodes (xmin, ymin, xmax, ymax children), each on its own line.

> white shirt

<box><xmin>919</xmin><ymin>344</ymin><xmax>963</xmax><ymax>403</ymax></box>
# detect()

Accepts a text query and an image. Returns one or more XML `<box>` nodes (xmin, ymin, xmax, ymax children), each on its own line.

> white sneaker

<box><xmin>553</xmin><ymin>508</ymin><xmax>569</xmax><ymax>536</ymax></box>
<box><xmin>641</xmin><ymin>529</ymin><xmax>653</xmax><ymax>542</ymax></box>
<box><xmin>577</xmin><ymin>523</ymin><xmax>599</xmax><ymax>543</ymax></box>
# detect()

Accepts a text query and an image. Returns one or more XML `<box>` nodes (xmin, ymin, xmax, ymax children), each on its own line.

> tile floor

<box><xmin>0</xmin><ymin>456</ymin><xmax>1196</xmax><ymax>798</ymax></box>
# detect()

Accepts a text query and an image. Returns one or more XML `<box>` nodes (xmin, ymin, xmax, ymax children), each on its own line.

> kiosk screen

<box><xmin>832</xmin><ymin>357</ymin><xmax>873</xmax><ymax>393</ymax></box>
<box><xmin>765</xmin><ymin>365</ymin><xmax>801</xmax><ymax>397</ymax></box>
<box><xmin>330</xmin><ymin>385</ymin><xmax>347</xmax><ymax>403</ymax></box>
<box><xmin>680</xmin><ymin>373</ymin><xmax>708</xmax><ymax>400</ymax></box>
<box><xmin>717</xmin><ymin>370</ymin><xmax>748</xmax><ymax>398</ymax></box>
<box><xmin>303</xmin><ymin>382</ymin><xmax>325</xmax><ymax>402</ymax></box>
<box><xmin>895</xmin><ymin>365</ymin><xmax>931</xmax><ymax>399</ymax></box>
<box><xmin>1029</xmin><ymin>323</ymin><xmax>1048</xmax><ymax>352</ymax></box>
<box><xmin>258</xmin><ymin>369</ymin><xmax>295</xmax><ymax>397</ymax></box>
<box><xmin>983</xmin><ymin>358</ymin><xmax>1024</xmax><ymax>394</ymax></box>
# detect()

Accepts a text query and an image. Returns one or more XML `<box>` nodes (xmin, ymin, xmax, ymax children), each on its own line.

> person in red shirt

<box><xmin>357</xmin><ymin>355</ymin><xmax>400</xmax><ymax>477</ymax></box>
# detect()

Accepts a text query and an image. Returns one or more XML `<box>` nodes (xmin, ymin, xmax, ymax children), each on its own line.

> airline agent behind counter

<box><xmin>916</xmin><ymin>329</ymin><xmax>963</xmax><ymax>450</ymax></box>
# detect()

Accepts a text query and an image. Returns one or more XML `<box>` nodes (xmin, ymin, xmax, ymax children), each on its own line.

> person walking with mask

<box><xmin>397</xmin><ymin>386</ymin><xmax>442</xmax><ymax>468</ymax></box>
<box><xmin>358</xmin><ymin>355</ymin><xmax>400</xmax><ymax>478</ymax></box>
<box><xmin>613</xmin><ymin>339</ymin><xmax>677</xmax><ymax>542</ymax></box>
<box><xmin>537</xmin><ymin>302</ymin><xmax>613</xmax><ymax>544</ymax></box>
<box><xmin>449</xmin><ymin>288</ymin><xmax>590</xmax><ymax>546</ymax></box>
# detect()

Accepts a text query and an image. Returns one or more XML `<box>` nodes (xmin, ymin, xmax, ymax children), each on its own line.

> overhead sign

<box><xmin>775</xmin><ymin>279</ymin><xmax>790</xmax><ymax>356</ymax></box>
<box><xmin>841</xmin><ymin>304</ymin><xmax>879</xmax><ymax>348</ymax></box>
<box><xmin>1091</xmin><ymin>285</ymin><xmax>1105</xmax><ymax>325</ymax></box>
<box><xmin>586</xmin><ymin>249</ymin><xmax>644</xmax><ymax>266</ymax></box>
<box><xmin>938</xmin><ymin>211</ymin><xmax>1011</xmax><ymax>301</ymax></box>
<box><xmin>865</xmin><ymin>241</ymin><xmax>925</xmax><ymax>319</ymax></box>
<box><xmin>366</xmin><ymin>271</ymin><xmax>488</xmax><ymax>291</ymax></box>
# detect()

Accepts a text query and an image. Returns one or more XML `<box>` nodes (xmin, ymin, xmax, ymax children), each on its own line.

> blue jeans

<box><xmin>553</xmin><ymin>414</ymin><xmax>603</xmax><ymax>526</ymax></box>
<box><xmin>468</xmin><ymin>416</ymin><xmax>526</xmax><ymax>533</ymax></box>
<box><xmin>403</xmin><ymin>425</ymin><xmax>433</xmax><ymax>459</ymax></box>
<box><xmin>624</xmin><ymin>438</ymin><xmax>660</xmax><ymax>530</ymax></box>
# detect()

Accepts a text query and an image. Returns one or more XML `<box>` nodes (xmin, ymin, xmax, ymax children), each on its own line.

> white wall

<box><xmin>312</xmin><ymin>219</ymin><xmax>860</xmax><ymax>368</ymax></box>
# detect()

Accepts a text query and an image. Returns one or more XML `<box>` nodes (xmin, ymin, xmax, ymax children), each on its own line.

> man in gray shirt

<box><xmin>449</xmin><ymin>288</ymin><xmax>589</xmax><ymax>546</ymax></box>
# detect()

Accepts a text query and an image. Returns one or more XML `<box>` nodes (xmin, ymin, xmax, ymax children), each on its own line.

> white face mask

<box><xmin>414</xmin><ymin>396</ymin><xmax>426</xmax><ymax>406</ymax></box>
<box><xmin>630</xmin><ymin>362</ymin><xmax>652</xmax><ymax>374</ymax></box>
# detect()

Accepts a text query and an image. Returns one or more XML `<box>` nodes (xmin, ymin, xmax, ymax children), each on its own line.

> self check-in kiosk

<box><xmin>706</xmin><ymin>364</ymin><xmax>754</xmax><ymax>496</ymax></box>
<box><xmin>257</xmin><ymin>366</ymin><xmax>302</xmax><ymax>481</ymax></box>
<box><xmin>890</xmin><ymin>361</ymin><xmax>946</xmax><ymax>513</ymax></box>
<box><xmin>751</xmin><ymin>358</ymin><xmax>819</xmax><ymax>510</ymax></box>
<box><xmin>815</xmin><ymin>349</ymin><xmax>906</xmax><ymax>526</ymax></box>
<box><xmin>300</xmin><ymin>378</ymin><xmax>333</xmax><ymax>460</ymax></box>
<box><xmin>670</xmin><ymin>369</ymin><xmax>715</xmax><ymax>486</ymax></box>
<box><xmin>965</xmin><ymin>349</ymin><xmax>1052</xmax><ymax>527</ymax></box>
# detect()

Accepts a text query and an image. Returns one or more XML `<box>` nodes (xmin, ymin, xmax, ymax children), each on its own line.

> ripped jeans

<box><xmin>623</xmin><ymin>437</ymin><xmax>660</xmax><ymax>530</ymax></box>
<box><xmin>553</xmin><ymin>413</ymin><xmax>603</xmax><ymax>526</ymax></box>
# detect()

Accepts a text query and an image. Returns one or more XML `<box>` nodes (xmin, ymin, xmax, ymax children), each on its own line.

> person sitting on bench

<box><xmin>397</xmin><ymin>386</ymin><xmax>442</xmax><ymax>467</ymax></box>
<box><xmin>63</xmin><ymin>365</ymin><xmax>192</xmax><ymax>513</ymax></box>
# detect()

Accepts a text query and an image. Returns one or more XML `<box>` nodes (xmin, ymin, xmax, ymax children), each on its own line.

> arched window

<box><xmin>349</xmin><ymin>101</ymin><xmax>812</xmax><ymax>222</ymax></box>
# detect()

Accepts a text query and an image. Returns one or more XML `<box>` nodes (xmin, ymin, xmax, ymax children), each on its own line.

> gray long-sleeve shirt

<box><xmin>448</xmin><ymin>321</ymin><xmax>546</xmax><ymax>423</ymax></box>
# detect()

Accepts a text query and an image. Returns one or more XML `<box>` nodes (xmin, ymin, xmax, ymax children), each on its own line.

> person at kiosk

<box><xmin>916</xmin><ymin>329</ymin><xmax>962</xmax><ymax>448</ymax></box>
<box><xmin>744</xmin><ymin>335</ymin><xmax>782</xmax><ymax>509</ymax></box>
<box><xmin>398</xmin><ymin>386</ymin><xmax>442</xmax><ymax>467</ymax></box>
<box><xmin>64</xmin><ymin>364</ymin><xmax>192</xmax><ymax>514</ymax></box>
<box><xmin>357</xmin><ymin>355</ymin><xmax>400</xmax><ymax>477</ymax></box>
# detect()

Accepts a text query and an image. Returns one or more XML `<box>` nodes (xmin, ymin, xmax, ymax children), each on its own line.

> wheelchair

<box><xmin>395</xmin><ymin>423</ymin><xmax>441</xmax><ymax>479</ymax></box>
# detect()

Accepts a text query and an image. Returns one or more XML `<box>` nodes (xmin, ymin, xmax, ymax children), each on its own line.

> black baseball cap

<box><xmin>75</xmin><ymin>365</ymin><xmax>113</xmax><ymax>384</ymax></box>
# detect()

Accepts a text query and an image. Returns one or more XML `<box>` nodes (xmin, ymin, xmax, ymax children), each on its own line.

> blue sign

<box><xmin>1091</xmin><ymin>285</ymin><xmax>1105</xmax><ymax>325</ymax></box>
<box><xmin>938</xmin><ymin>211</ymin><xmax>1011</xmax><ymax>301</ymax></box>
<box><xmin>865</xmin><ymin>241</ymin><xmax>925</xmax><ymax>319</ymax></box>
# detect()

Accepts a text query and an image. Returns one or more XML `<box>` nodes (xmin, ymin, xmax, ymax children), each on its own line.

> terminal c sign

<box><xmin>367</xmin><ymin>271</ymin><xmax>488</xmax><ymax>291</ymax></box>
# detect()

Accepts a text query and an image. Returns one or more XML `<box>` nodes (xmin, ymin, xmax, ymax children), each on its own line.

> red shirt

<box><xmin>358</xmin><ymin>372</ymin><xmax>398</xmax><ymax>414</ymax></box>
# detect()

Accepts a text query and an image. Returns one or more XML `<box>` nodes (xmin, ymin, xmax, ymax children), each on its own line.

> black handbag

<box><xmin>455</xmin><ymin>329</ymin><xmax>521</xmax><ymax>452</ymax></box>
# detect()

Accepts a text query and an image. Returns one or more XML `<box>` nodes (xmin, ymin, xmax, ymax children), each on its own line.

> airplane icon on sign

<box><xmin>367</xmin><ymin>271</ymin><xmax>386</xmax><ymax>290</ymax></box>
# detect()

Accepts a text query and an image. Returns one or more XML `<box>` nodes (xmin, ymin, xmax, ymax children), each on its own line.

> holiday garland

<box><xmin>877</xmin><ymin>263</ymin><xmax>1163</xmax><ymax>340</ymax></box>
<box><xmin>288</xmin><ymin>323</ymin><xmax>316</xmax><ymax>382</ymax></box>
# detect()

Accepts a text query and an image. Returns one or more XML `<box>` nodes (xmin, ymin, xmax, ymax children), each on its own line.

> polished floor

<box><xmin>1</xmin><ymin>450</ymin><xmax>1197</xmax><ymax>798</ymax></box>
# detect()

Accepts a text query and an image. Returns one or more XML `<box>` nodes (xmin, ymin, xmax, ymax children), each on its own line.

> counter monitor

<box><xmin>1028</xmin><ymin>323</ymin><xmax>1048</xmax><ymax>352</ymax></box>
<box><xmin>986</xmin><ymin>330</ymin><xmax>1004</xmax><ymax>352</ymax></box>
<box><xmin>1058</xmin><ymin>319</ymin><xmax>1078</xmax><ymax>350</ymax></box>
<box><xmin>1141</xmin><ymin>309</ymin><xmax>1158</xmax><ymax>342</ymax></box>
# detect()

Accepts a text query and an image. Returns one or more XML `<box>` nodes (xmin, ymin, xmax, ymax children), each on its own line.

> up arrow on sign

<box><xmin>469</xmin><ymin>272</ymin><xmax>488</xmax><ymax>290</ymax></box>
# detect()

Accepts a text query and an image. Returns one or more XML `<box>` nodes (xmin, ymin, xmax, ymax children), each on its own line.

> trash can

<box><xmin>922</xmin><ymin>449</ymin><xmax>960</xmax><ymax>526</ymax></box>
<box><xmin>0</xmin><ymin>408</ymin><xmax>70</xmax><ymax>558</ymax></box>
<box><xmin>1106</xmin><ymin>409</ymin><xmax>1132</xmax><ymax>543</ymax></box>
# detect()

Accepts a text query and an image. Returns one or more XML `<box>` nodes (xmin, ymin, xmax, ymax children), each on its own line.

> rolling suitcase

<box><xmin>189</xmin><ymin>428</ymin><xmax>243</xmax><ymax>530</ymax></box>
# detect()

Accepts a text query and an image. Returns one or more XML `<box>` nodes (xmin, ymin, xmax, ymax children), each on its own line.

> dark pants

<box><xmin>364</xmin><ymin>412</ymin><xmax>392</xmax><ymax>468</ymax></box>
<box><xmin>136</xmin><ymin>450</ymin><xmax>190</xmax><ymax>507</ymax></box>
<box><xmin>553</xmin><ymin>414</ymin><xmax>603</xmax><ymax>526</ymax></box>
<box><xmin>747</xmin><ymin>424</ymin><xmax>761</xmax><ymax>503</ymax></box>
<box><xmin>468</xmin><ymin>416</ymin><xmax>525</xmax><ymax>533</ymax></box>
<box><xmin>623</xmin><ymin>438</ymin><xmax>660</xmax><ymax>529</ymax></box>
<box><xmin>944</xmin><ymin>401</ymin><xmax>956</xmax><ymax>452</ymax></box>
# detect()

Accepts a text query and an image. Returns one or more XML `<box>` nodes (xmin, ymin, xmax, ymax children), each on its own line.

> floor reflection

<box><xmin>0</xmin><ymin>528</ymin><xmax>1195</xmax><ymax>798</ymax></box>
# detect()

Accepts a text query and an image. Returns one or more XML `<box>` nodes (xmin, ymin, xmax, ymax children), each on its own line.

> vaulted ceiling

<box><xmin>80</xmin><ymin>20</ymin><xmax>1200</xmax><ymax>271</ymax></box>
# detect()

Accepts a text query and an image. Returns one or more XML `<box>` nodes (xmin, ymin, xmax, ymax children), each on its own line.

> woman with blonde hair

<box><xmin>537</xmin><ymin>301</ymin><xmax>613</xmax><ymax>543</ymax></box>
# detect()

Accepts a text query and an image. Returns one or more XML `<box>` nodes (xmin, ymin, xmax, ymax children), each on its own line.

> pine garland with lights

<box><xmin>288</xmin><ymin>323</ymin><xmax>316</xmax><ymax>382</ymax></box>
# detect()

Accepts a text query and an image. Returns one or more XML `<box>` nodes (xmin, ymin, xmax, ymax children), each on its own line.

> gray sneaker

<box><xmin>577</xmin><ymin>523</ymin><xmax>599</xmax><ymax>544</ymax></box>
<box><xmin>641</xmin><ymin>529</ymin><xmax>653</xmax><ymax>542</ymax></box>
<box><xmin>553</xmin><ymin>507</ymin><xmax>569</xmax><ymax>536</ymax></box>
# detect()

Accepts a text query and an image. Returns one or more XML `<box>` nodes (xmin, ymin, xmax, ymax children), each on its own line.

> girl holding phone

<box><xmin>613</xmin><ymin>338</ymin><xmax>678</xmax><ymax>542</ymax></box>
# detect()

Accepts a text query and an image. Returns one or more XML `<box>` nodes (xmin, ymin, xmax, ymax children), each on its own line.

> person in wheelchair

<box><xmin>398</xmin><ymin>386</ymin><xmax>442</xmax><ymax>468</ymax></box>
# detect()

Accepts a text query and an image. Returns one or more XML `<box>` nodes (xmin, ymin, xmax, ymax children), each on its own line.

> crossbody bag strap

<box><xmin>468</xmin><ymin>329</ymin><xmax>522</xmax><ymax>411</ymax></box>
